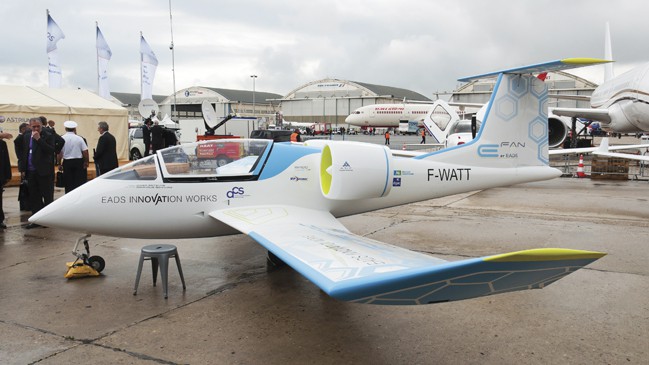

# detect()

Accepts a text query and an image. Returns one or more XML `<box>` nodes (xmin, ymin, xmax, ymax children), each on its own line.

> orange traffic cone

<box><xmin>576</xmin><ymin>154</ymin><xmax>586</xmax><ymax>178</ymax></box>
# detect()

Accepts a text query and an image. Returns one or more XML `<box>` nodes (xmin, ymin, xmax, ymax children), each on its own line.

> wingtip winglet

<box><xmin>484</xmin><ymin>248</ymin><xmax>606</xmax><ymax>263</ymax></box>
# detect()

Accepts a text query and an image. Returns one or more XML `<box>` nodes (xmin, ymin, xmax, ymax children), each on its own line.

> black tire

<box><xmin>216</xmin><ymin>155</ymin><xmax>230</xmax><ymax>167</ymax></box>
<box><xmin>131</xmin><ymin>148</ymin><xmax>142</xmax><ymax>161</ymax></box>
<box><xmin>88</xmin><ymin>256</ymin><xmax>106</xmax><ymax>273</ymax></box>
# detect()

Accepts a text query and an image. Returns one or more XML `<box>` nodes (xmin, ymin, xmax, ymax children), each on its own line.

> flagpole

<box><xmin>168</xmin><ymin>0</ymin><xmax>177</xmax><ymax>122</ymax></box>
<box><xmin>96</xmin><ymin>21</ymin><xmax>100</xmax><ymax>95</ymax></box>
<box><xmin>140</xmin><ymin>31</ymin><xmax>143</xmax><ymax>101</ymax></box>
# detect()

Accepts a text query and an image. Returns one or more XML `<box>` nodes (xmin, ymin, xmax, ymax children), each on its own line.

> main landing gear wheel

<box><xmin>88</xmin><ymin>256</ymin><xmax>106</xmax><ymax>273</ymax></box>
<box><xmin>266</xmin><ymin>251</ymin><xmax>286</xmax><ymax>271</ymax></box>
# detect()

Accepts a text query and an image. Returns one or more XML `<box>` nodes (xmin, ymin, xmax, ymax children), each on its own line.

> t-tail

<box><xmin>416</xmin><ymin>58</ymin><xmax>611</xmax><ymax>172</ymax></box>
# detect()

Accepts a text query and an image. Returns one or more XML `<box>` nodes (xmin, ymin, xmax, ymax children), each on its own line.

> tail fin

<box><xmin>416</xmin><ymin>58</ymin><xmax>611</xmax><ymax>168</ymax></box>
<box><xmin>604</xmin><ymin>22</ymin><xmax>614</xmax><ymax>81</ymax></box>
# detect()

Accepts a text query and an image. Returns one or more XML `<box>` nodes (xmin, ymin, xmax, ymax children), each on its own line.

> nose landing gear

<box><xmin>64</xmin><ymin>234</ymin><xmax>106</xmax><ymax>278</ymax></box>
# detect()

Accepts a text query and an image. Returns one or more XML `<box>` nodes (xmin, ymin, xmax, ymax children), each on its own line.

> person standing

<box><xmin>58</xmin><ymin>121</ymin><xmax>89</xmax><ymax>193</ymax></box>
<box><xmin>384</xmin><ymin>130</ymin><xmax>391</xmax><ymax>145</ymax></box>
<box><xmin>420</xmin><ymin>128</ymin><xmax>426</xmax><ymax>144</ymax></box>
<box><xmin>94</xmin><ymin>121</ymin><xmax>118</xmax><ymax>176</ymax></box>
<box><xmin>290</xmin><ymin>129</ymin><xmax>301</xmax><ymax>142</ymax></box>
<box><xmin>163</xmin><ymin>127</ymin><xmax>178</xmax><ymax>148</ymax></box>
<box><xmin>0</xmin><ymin>132</ymin><xmax>12</xmax><ymax>229</ymax></box>
<box><xmin>20</xmin><ymin>117</ymin><xmax>59</xmax><ymax>229</ymax></box>
<box><xmin>142</xmin><ymin>118</ymin><xmax>152</xmax><ymax>157</ymax></box>
<box><xmin>150</xmin><ymin>121</ymin><xmax>165</xmax><ymax>153</ymax></box>
<box><xmin>13</xmin><ymin>123</ymin><xmax>30</xmax><ymax>211</ymax></box>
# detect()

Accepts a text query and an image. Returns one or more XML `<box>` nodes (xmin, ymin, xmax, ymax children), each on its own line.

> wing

<box><xmin>210</xmin><ymin>205</ymin><xmax>604</xmax><ymax>305</ymax></box>
<box><xmin>548</xmin><ymin>94</ymin><xmax>592</xmax><ymax>102</ymax></box>
<box><xmin>551</xmin><ymin>107</ymin><xmax>612</xmax><ymax>123</ymax></box>
<box><xmin>550</xmin><ymin>137</ymin><xmax>649</xmax><ymax>161</ymax></box>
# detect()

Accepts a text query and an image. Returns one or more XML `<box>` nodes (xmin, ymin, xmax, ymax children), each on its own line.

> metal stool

<box><xmin>133</xmin><ymin>244</ymin><xmax>186</xmax><ymax>298</ymax></box>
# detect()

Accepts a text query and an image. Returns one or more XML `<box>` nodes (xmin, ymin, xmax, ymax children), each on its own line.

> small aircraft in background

<box><xmin>31</xmin><ymin>59</ymin><xmax>608</xmax><ymax>306</ymax></box>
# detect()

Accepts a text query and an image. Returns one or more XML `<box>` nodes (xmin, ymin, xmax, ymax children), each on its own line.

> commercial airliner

<box><xmin>345</xmin><ymin>103</ymin><xmax>436</xmax><ymax>128</ymax></box>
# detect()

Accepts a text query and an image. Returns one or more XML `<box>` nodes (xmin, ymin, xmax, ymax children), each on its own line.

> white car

<box><xmin>445</xmin><ymin>119</ymin><xmax>480</xmax><ymax>148</ymax></box>
<box><xmin>129</xmin><ymin>126</ymin><xmax>181</xmax><ymax>160</ymax></box>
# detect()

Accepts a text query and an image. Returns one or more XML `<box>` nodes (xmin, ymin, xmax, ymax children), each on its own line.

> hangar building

<box><xmin>159</xmin><ymin>86</ymin><xmax>283</xmax><ymax>122</ymax></box>
<box><xmin>277</xmin><ymin>78</ymin><xmax>430</xmax><ymax>127</ymax></box>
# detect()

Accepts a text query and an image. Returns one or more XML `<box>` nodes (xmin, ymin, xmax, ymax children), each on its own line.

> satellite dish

<box><xmin>201</xmin><ymin>100</ymin><xmax>218</xmax><ymax>125</ymax></box>
<box><xmin>138</xmin><ymin>99</ymin><xmax>160</xmax><ymax>119</ymax></box>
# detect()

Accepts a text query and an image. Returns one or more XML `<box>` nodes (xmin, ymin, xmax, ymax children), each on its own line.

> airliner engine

<box><xmin>318</xmin><ymin>142</ymin><xmax>392</xmax><ymax>200</ymax></box>
<box><xmin>548</xmin><ymin>115</ymin><xmax>570</xmax><ymax>148</ymax></box>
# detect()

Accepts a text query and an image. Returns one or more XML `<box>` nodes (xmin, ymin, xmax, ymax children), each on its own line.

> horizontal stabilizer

<box><xmin>459</xmin><ymin>58</ymin><xmax>612</xmax><ymax>82</ymax></box>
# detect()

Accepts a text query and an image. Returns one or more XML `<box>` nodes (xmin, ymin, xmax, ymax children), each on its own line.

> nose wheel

<box><xmin>72</xmin><ymin>234</ymin><xmax>106</xmax><ymax>273</ymax></box>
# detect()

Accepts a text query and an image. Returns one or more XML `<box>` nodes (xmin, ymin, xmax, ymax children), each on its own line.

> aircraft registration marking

<box><xmin>427</xmin><ymin>168</ymin><xmax>471</xmax><ymax>181</ymax></box>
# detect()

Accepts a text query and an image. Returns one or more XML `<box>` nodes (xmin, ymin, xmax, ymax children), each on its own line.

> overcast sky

<box><xmin>0</xmin><ymin>0</ymin><xmax>646</xmax><ymax>99</ymax></box>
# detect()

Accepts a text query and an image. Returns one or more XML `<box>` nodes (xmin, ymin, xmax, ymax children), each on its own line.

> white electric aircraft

<box><xmin>31</xmin><ymin>59</ymin><xmax>608</xmax><ymax>306</ymax></box>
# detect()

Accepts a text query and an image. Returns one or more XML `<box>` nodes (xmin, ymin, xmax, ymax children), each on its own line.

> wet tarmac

<box><xmin>1</xmin><ymin>177</ymin><xmax>648</xmax><ymax>364</ymax></box>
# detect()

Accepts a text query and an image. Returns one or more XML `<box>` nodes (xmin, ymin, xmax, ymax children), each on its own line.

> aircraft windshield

<box><xmin>159</xmin><ymin>139</ymin><xmax>271</xmax><ymax>179</ymax></box>
<box><xmin>100</xmin><ymin>139</ymin><xmax>271</xmax><ymax>181</ymax></box>
<box><xmin>102</xmin><ymin>155</ymin><xmax>158</xmax><ymax>180</ymax></box>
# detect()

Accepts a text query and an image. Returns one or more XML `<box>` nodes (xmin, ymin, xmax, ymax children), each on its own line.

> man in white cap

<box><xmin>58</xmin><ymin>121</ymin><xmax>89</xmax><ymax>193</ymax></box>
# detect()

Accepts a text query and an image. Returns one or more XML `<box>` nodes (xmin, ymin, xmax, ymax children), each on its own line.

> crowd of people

<box><xmin>0</xmin><ymin>117</ymin><xmax>118</xmax><ymax>230</ymax></box>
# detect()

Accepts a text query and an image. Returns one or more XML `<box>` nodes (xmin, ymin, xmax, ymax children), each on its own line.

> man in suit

<box><xmin>150</xmin><ymin>120</ymin><xmax>165</xmax><ymax>153</ymax></box>
<box><xmin>94</xmin><ymin>121</ymin><xmax>118</xmax><ymax>176</ymax></box>
<box><xmin>142</xmin><ymin>118</ymin><xmax>152</xmax><ymax>157</ymax></box>
<box><xmin>13</xmin><ymin>123</ymin><xmax>30</xmax><ymax>211</ymax></box>
<box><xmin>0</xmin><ymin>131</ymin><xmax>12</xmax><ymax>229</ymax></box>
<box><xmin>20</xmin><ymin>117</ymin><xmax>60</xmax><ymax>229</ymax></box>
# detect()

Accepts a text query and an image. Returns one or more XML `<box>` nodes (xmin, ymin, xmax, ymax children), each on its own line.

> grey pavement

<box><xmin>1</xmin><ymin>177</ymin><xmax>648</xmax><ymax>364</ymax></box>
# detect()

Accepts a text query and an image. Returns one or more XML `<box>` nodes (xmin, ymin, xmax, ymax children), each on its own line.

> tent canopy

<box><xmin>0</xmin><ymin>85</ymin><xmax>129</xmax><ymax>166</ymax></box>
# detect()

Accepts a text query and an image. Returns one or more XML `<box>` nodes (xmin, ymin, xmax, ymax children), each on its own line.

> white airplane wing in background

<box><xmin>548</xmin><ymin>94</ymin><xmax>592</xmax><ymax>103</ymax></box>
<box><xmin>549</xmin><ymin>137</ymin><xmax>649</xmax><ymax>161</ymax></box>
<box><xmin>210</xmin><ymin>205</ymin><xmax>604</xmax><ymax>305</ymax></box>
<box><xmin>551</xmin><ymin>107</ymin><xmax>612</xmax><ymax>123</ymax></box>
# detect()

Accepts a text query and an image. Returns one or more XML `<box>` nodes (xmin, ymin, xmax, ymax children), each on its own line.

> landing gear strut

<box><xmin>72</xmin><ymin>234</ymin><xmax>105</xmax><ymax>273</ymax></box>
<box><xmin>266</xmin><ymin>251</ymin><xmax>286</xmax><ymax>271</ymax></box>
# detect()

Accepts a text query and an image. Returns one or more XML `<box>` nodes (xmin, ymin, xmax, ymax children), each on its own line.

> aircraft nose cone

<box><xmin>29</xmin><ymin>188</ymin><xmax>81</xmax><ymax>227</ymax></box>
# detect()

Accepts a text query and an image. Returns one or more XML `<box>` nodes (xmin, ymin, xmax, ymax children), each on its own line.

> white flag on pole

<box><xmin>96</xmin><ymin>25</ymin><xmax>112</xmax><ymax>99</ymax></box>
<box><xmin>140</xmin><ymin>34</ymin><xmax>158</xmax><ymax>100</ymax></box>
<box><xmin>47</xmin><ymin>12</ymin><xmax>65</xmax><ymax>88</ymax></box>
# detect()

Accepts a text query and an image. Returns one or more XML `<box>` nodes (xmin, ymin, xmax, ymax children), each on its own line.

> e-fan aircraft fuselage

<box><xmin>31</xmin><ymin>59</ymin><xmax>608</xmax><ymax>306</ymax></box>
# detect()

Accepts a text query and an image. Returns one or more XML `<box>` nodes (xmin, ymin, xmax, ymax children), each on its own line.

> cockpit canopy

<box><xmin>103</xmin><ymin>139</ymin><xmax>272</xmax><ymax>181</ymax></box>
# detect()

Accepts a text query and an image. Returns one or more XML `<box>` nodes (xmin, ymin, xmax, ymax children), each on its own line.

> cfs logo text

<box><xmin>226</xmin><ymin>187</ymin><xmax>245</xmax><ymax>199</ymax></box>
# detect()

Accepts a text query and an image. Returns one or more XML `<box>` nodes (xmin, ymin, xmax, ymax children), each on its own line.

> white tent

<box><xmin>0</xmin><ymin>85</ymin><xmax>129</xmax><ymax>166</ymax></box>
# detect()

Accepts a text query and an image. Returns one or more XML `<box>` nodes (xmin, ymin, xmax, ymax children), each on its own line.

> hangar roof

<box><xmin>283</xmin><ymin>78</ymin><xmax>430</xmax><ymax>101</ymax></box>
<box><xmin>111</xmin><ymin>92</ymin><xmax>166</xmax><ymax>106</ymax></box>
<box><xmin>351</xmin><ymin>81</ymin><xmax>431</xmax><ymax>101</ymax></box>
<box><xmin>203</xmin><ymin>87</ymin><xmax>283</xmax><ymax>104</ymax></box>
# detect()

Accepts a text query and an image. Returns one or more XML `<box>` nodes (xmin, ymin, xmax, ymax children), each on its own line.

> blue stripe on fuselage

<box><xmin>258</xmin><ymin>143</ymin><xmax>320</xmax><ymax>180</ymax></box>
